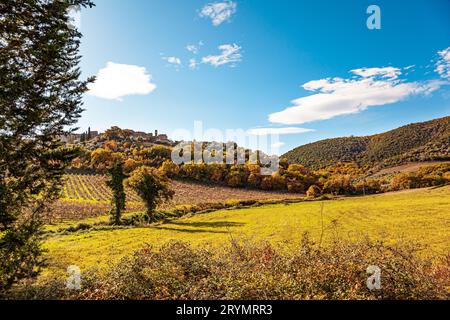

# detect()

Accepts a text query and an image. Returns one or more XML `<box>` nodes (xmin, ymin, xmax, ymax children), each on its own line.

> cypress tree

<box><xmin>106</xmin><ymin>161</ymin><xmax>127</xmax><ymax>225</ymax></box>
<box><xmin>0</xmin><ymin>0</ymin><xmax>95</xmax><ymax>290</ymax></box>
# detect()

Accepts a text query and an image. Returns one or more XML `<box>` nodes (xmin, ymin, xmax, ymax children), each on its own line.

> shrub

<box><xmin>246</xmin><ymin>164</ymin><xmax>262</xmax><ymax>188</ymax></box>
<box><xmin>104</xmin><ymin>140</ymin><xmax>119</xmax><ymax>152</ymax></box>
<box><xmin>323</xmin><ymin>174</ymin><xmax>355</xmax><ymax>195</ymax></box>
<box><xmin>181</xmin><ymin>163</ymin><xmax>208</xmax><ymax>182</ymax></box>
<box><xmin>260</xmin><ymin>176</ymin><xmax>273</xmax><ymax>190</ymax></box>
<box><xmin>287</xmin><ymin>164</ymin><xmax>309</xmax><ymax>175</ymax></box>
<box><xmin>355</xmin><ymin>179</ymin><xmax>382</xmax><ymax>195</ymax></box>
<box><xmin>90</xmin><ymin>148</ymin><xmax>113</xmax><ymax>169</ymax></box>
<box><xmin>390</xmin><ymin>173</ymin><xmax>418</xmax><ymax>191</ymax></box>
<box><xmin>10</xmin><ymin>238</ymin><xmax>449</xmax><ymax>300</ymax></box>
<box><xmin>271</xmin><ymin>173</ymin><xmax>286</xmax><ymax>191</ymax></box>
<box><xmin>247</xmin><ymin>173</ymin><xmax>261</xmax><ymax>188</ymax></box>
<box><xmin>286</xmin><ymin>180</ymin><xmax>305</xmax><ymax>193</ymax></box>
<box><xmin>390</xmin><ymin>163</ymin><xmax>450</xmax><ymax>191</ymax></box>
<box><xmin>306</xmin><ymin>185</ymin><xmax>322</xmax><ymax>198</ymax></box>
<box><xmin>92</xmin><ymin>239</ymin><xmax>450</xmax><ymax>300</ymax></box>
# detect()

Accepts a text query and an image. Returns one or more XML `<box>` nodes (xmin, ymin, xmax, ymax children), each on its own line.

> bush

<box><xmin>260</xmin><ymin>176</ymin><xmax>273</xmax><ymax>190</ymax></box>
<box><xmin>181</xmin><ymin>163</ymin><xmax>208</xmax><ymax>182</ymax></box>
<box><xmin>247</xmin><ymin>173</ymin><xmax>261</xmax><ymax>188</ymax></box>
<box><xmin>271</xmin><ymin>173</ymin><xmax>286</xmax><ymax>191</ymax></box>
<box><xmin>355</xmin><ymin>179</ymin><xmax>382</xmax><ymax>195</ymax></box>
<box><xmin>390</xmin><ymin>163</ymin><xmax>450</xmax><ymax>191</ymax></box>
<box><xmin>10</xmin><ymin>238</ymin><xmax>449</xmax><ymax>300</ymax></box>
<box><xmin>390</xmin><ymin>173</ymin><xmax>417</xmax><ymax>191</ymax></box>
<box><xmin>306</xmin><ymin>185</ymin><xmax>322</xmax><ymax>198</ymax></box>
<box><xmin>323</xmin><ymin>174</ymin><xmax>355</xmax><ymax>195</ymax></box>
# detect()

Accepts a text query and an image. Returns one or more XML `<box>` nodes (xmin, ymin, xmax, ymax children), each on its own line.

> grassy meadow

<box><xmin>42</xmin><ymin>185</ymin><xmax>450</xmax><ymax>278</ymax></box>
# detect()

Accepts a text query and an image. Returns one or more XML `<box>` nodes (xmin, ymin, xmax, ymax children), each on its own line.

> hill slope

<box><xmin>282</xmin><ymin>116</ymin><xmax>450</xmax><ymax>169</ymax></box>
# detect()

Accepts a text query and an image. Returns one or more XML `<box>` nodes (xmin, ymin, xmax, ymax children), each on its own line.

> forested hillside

<box><xmin>282</xmin><ymin>116</ymin><xmax>450</xmax><ymax>169</ymax></box>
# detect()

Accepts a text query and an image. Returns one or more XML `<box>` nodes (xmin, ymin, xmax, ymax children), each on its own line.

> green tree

<box><xmin>126</xmin><ymin>167</ymin><xmax>174</xmax><ymax>222</ymax></box>
<box><xmin>0</xmin><ymin>0</ymin><xmax>94</xmax><ymax>290</ymax></box>
<box><xmin>106</xmin><ymin>162</ymin><xmax>128</xmax><ymax>225</ymax></box>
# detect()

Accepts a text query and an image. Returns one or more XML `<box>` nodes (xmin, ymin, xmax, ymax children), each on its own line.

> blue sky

<box><xmin>76</xmin><ymin>0</ymin><xmax>450</xmax><ymax>154</ymax></box>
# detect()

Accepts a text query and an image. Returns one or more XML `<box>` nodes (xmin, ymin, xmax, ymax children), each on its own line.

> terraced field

<box><xmin>62</xmin><ymin>174</ymin><xmax>141</xmax><ymax>203</ymax></box>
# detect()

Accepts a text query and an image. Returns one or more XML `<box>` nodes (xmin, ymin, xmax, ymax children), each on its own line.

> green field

<box><xmin>43</xmin><ymin>186</ymin><xmax>450</xmax><ymax>276</ymax></box>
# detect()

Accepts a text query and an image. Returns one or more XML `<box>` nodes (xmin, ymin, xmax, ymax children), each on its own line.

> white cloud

<box><xmin>248</xmin><ymin>127</ymin><xmax>315</xmax><ymax>136</ymax></box>
<box><xmin>350</xmin><ymin>67</ymin><xmax>401</xmax><ymax>79</ymax></box>
<box><xmin>202</xmin><ymin>44</ymin><xmax>242</xmax><ymax>67</ymax></box>
<box><xmin>186</xmin><ymin>41</ymin><xmax>204</xmax><ymax>54</ymax></box>
<box><xmin>162</xmin><ymin>56</ymin><xmax>182</xmax><ymax>66</ymax></box>
<box><xmin>186</xmin><ymin>45</ymin><xmax>199</xmax><ymax>54</ymax></box>
<box><xmin>189</xmin><ymin>58</ymin><xmax>200</xmax><ymax>70</ymax></box>
<box><xmin>269</xmin><ymin>67</ymin><xmax>442</xmax><ymax>125</ymax></box>
<box><xmin>199</xmin><ymin>1</ymin><xmax>237</xmax><ymax>26</ymax></box>
<box><xmin>435</xmin><ymin>46</ymin><xmax>450</xmax><ymax>80</ymax></box>
<box><xmin>88</xmin><ymin>62</ymin><xmax>156</xmax><ymax>100</ymax></box>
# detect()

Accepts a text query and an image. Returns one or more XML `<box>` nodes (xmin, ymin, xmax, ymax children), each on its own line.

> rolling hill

<box><xmin>282</xmin><ymin>116</ymin><xmax>450</xmax><ymax>169</ymax></box>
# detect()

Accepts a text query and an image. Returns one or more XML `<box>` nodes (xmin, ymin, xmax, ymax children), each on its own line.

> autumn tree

<box><xmin>142</xmin><ymin>145</ymin><xmax>172</xmax><ymax>167</ymax></box>
<box><xmin>227</xmin><ymin>165</ymin><xmax>248</xmax><ymax>187</ymax></box>
<box><xmin>123</xmin><ymin>158</ymin><xmax>142</xmax><ymax>174</ymax></box>
<box><xmin>104</xmin><ymin>140</ymin><xmax>119</xmax><ymax>152</ymax></box>
<box><xmin>90</xmin><ymin>147</ymin><xmax>122</xmax><ymax>170</ymax></box>
<box><xmin>159</xmin><ymin>159</ymin><xmax>180</xmax><ymax>178</ymax></box>
<box><xmin>126</xmin><ymin>167</ymin><xmax>174</xmax><ymax>222</ymax></box>
<box><xmin>323</xmin><ymin>174</ymin><xmax>355</xmax><ymax>195</ymax></box>
<box><xmin>206</xmin><ymin>163</ymin><xmax>227</xmax><ymax>183</ymax></box>
<box><xmin>0</xmin><ymin>0</ymin><xmax>95</xmax><ymax>290</ymax></box>
<box><xmin>271</xmin><ymin>172</ymin><xmax>286</xmax><ymax>191</ymax></box>
<box><xmin>246</xmin><ymin>164</ymin><xmax>262</xmax><ymax>188</ymax></box>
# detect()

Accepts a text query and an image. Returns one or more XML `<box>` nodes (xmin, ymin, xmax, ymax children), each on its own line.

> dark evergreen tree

<box><xmin>106</xmin><ymin>162</ymin><xmax>127</xmax><ymax>225</ymax></box>
<box><xmin>0</xmin><ymin>0</ymin><xmax>95</xmax><ymax>290</ymax></box>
